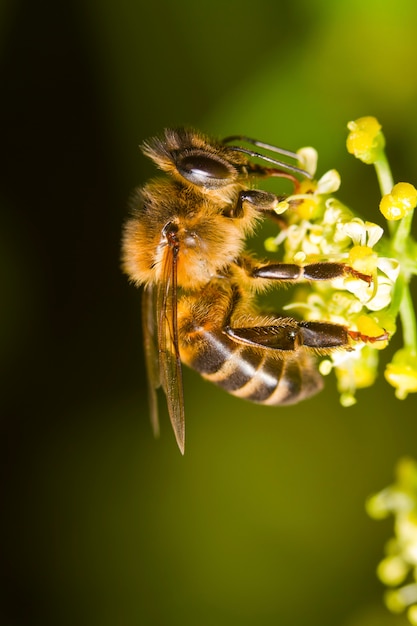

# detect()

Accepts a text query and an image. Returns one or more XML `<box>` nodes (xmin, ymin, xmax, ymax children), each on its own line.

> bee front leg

<box><xmin>224</xmin><ymin>189</ymin><xmax>288</xmax><ymax>226</ymax></box>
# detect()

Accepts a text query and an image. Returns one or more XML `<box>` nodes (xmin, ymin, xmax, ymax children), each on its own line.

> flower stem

<box><xmin>374</xmin><ymin>153</ymin><xmax>394</xmax><ymax>197</ymax></box>
<box><xmin>374</xmin><ymin>153</ymin><xmax>396</xmax><ymax>237</ymax></box>
<box><xmin>399</xmin><ymin>284</ymin><xmax>417</xmax><ymax>354</ymax></box>
<box><xmin>374</xmin><ymin>150</ymin><xmax>417</xmax><ymax>352</ymax></box>
<box><xmin>392</xmin><ymin>209</ymin><xmax>415</xmax><ymax>254</ymax></box>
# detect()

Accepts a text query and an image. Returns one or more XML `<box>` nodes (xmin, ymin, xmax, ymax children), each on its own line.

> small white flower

<box><xmin>367</xmin><ymin>276</ymin><xmax>396</xmax><ymax>311</ymax></box>
<box><xmin>339</xmin><ymin>218</ymin><xmax>384</xmax><ymax>248</ymax></box>
<box><xmin>367</xmin><ymin>222</ymin><xmax>385</xmax><ymax>248</ymax></box>
<box><xmin>379</xmin><ymin>257</ymin><xmax>401</xmax><ymax>282</ymax></box>
<box><xmin>316</xmin><ymin>169</ymin><xmax>341</xmax><ymax>194</ymax></box>
<box><xmin>324</xmin><ymin>198</ymin><xmax>353</xmax><ymax>222</ymax></box>
<box><xmin>297</xmin><ymin>147</ymin><xmax>318</xmax><ymax>177</ymax></box>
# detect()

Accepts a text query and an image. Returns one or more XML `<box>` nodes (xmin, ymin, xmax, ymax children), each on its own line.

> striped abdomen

<box><xmin>181</xmin><ymin>327</ymin><xmax>323</xmax><ymax>406</ymax></box>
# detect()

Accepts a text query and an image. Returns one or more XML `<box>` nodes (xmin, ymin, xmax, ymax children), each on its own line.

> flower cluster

<box><xmin>367</xmin><ymin>458</ymin><xmax>417</xmax><ymax>625</ymax></box>
<box><xmin>265</xmin><ymin>116</ymin><xmax>417</xmax><ymax>405</ymax></box>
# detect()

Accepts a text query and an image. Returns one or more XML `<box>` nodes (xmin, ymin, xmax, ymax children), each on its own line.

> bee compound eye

<box><xmin>176</xmin><ymin>152</ymin><xmax>235</xmax><ymax>188</ymax></box>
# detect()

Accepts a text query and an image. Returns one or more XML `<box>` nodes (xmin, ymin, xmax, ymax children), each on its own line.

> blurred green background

<box><xmin>1</xmin><ymin>0</ymin><xmax>417</xmax><ymax>625</ymax></box>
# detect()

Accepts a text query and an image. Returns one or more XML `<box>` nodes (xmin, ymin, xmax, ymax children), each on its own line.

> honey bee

<box><xmin>122</xmin><ymin>128</ymin><xmax>384</xmax><ymax>454</ymax></box>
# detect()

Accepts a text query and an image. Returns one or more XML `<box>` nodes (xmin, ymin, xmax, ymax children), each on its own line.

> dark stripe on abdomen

<box><xmin>185</xmin><ymin>329</ymin><xmax>323</xmax><ymax>406</ymax></box>
<box><xmin>187</xmin><ymin>330</ymin><xmax>279</xmax><ymax>400</ymax></box>
<box><xmin>189</xmin><ymin>332</ymin><xmax>235</xmax><ymax>375</ymax></box>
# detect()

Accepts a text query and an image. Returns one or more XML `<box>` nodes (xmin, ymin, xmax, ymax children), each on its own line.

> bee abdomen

<box><xmin>184</xmin><ymin>330</ymin><xmax>323</xmax><ymax>405</ymax></box>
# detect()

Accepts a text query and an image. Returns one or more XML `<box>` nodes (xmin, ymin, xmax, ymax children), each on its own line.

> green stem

<box><xmin>373</xmin><ymin>149</ymin><xmax>417</xmax><ymax>354</ymax></box>
<box><xmin>374</xmin><ymin>153</ymin><xmax>394</xmax><ymax>196</ymax></box>
<box><xmin>392</xmin><ymin>209</ymin><xmax>415</xmax><ymax>254</ymax></box>
<box><xmin>400</xmin><ymin>283</ymin><xmax>417</xmax><ymax>353</ymax></box>
<box><xmin>373</xmin><ymin>153</ymin><xmax>396</xmax><ymax>237</ymax></box>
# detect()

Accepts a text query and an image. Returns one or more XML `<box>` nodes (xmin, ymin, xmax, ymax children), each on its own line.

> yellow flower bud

<box><xmin>377</xmin><ymin>555</ymin><xmax>408</xmax><ymax>586</ymax></box>
<box><xmin>340</xmin><ymin>392</ymin><xmax>356</xmax><ymax>407</ymax></box>
<box><xmin>385</xmin><ymin>349</ymin><xmax>417</xmax><ymax>399</ymax></box>
<box><xmin>409</xmin><ymin>605</ymin><xmax>417</xmax><ymax>626</ymax></box>
<box><xmin>380</xmin><ymin>183</ymin><xmax>417</xmax><ymax>221</ymax></box>
<box><xmin>385</xmin><ymin>589</ymin><xmax>408</xmax><ymax>613</ymax></box>
<box><xmin>379</xmin><ymin>183</ymin><xmax>417</xmax><ymax>221</ymax></box>
<box><xmin>392</xmin><ymin>182</ymin><xmax>417</xmax><ymax>208</ymax></box>
<box><xmin>379</xmin><ymin>195</ymin><xmax>405</xmax><ymax>220</ymax></box>
<box><xmin>264</xmin><ymin>237</ymin><xmax>278</xmax><ymax>253</ymax></box>
<box><xmin>346</xmin><ymin>116</ymin><xmax>385</xmax><ymax>164</ymax></box>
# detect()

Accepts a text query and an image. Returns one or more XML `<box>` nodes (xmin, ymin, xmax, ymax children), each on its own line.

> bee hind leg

<box><xmin>225</xmin><ymin>319</ymin><xmax>352</xmax><ymax>353</ymax></box>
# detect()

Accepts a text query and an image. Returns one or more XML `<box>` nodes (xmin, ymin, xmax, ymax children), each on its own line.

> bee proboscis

<box><xmin>122</xmin><ymin>128</ymin><xmax>386</xmax><ymax>454</ymax></box>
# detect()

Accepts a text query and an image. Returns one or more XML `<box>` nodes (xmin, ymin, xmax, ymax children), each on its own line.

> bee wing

<box><xmin>156</xmin><ymin>247</ymin><xmax>185</xmax><ymax>454</ymax></box>
<box><xmin>142</xmin><ymin>285</ymin><xmax>161</xmax><ymax>439</ymax></box>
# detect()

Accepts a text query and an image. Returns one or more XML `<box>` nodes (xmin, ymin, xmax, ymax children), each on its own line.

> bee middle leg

<box><xmin>233</xmin><ymin>258</ymin><xmax>387</xmax><ymax>345</ymax></box>
<box><xmin>252</xmin><ymin>261</ymin><xmax>372</xmax><ymax>284</ymax></box>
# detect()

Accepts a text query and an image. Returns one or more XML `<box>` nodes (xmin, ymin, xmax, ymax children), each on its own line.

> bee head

<box><xmin>141</xmin><ymin>128</ymin><xmax>248</xmax><ymax>191</ymax></box>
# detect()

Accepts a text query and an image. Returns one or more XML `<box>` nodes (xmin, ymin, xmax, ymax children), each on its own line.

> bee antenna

<box><xmin>223</xmin><ymin>135</ymin><xmax>297</xmax><ymax>157</ymax></box>
<box><xmin>225</xmin><ymin>145</ymin><xmax>313</xmax><ymax>179</ymax></box>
